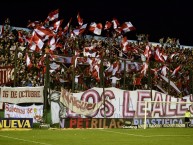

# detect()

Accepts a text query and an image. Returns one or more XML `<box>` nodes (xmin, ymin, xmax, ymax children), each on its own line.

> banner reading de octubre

<box><xmin>0</xmin><ymin>86</ymin><xmax>44</xmax><ymax>104</ymax></box>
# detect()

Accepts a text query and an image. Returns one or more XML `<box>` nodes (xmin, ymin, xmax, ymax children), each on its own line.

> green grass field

<box><xmin>0</xmin><ymin>128</ymin><xmax>192</xmax><ymax>145</ymax></box>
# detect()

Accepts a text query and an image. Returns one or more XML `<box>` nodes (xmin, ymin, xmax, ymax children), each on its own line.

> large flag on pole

<box><xmin>89</xmin><ymin>22</ymin><xmax>103</xmax><ymax>35</ymax></box>
<box><xmin>121</xmin><ymin>22</ymin><xmax>136</xmax><ymax>33</ymax></box>
<box><xmin>77</xmin><ymin>12</ymin><xmax>83</xmax><ymax>26</ymax></box>
<box><xmin>160</xmin><ymin>75</ymin><xmax>181</xmax><ymax>94</ymax></box>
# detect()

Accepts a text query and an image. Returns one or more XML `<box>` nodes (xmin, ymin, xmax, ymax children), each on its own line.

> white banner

<box><xmin>50</xmin><ymin>87</ymin><xmax>193</xmax><ymax>123</ymax></box>
<box><xmin>60</xmin><ymin>88</ymin><xmax>103</xmax><ymax>116</ymax></box>
<box><xmin>51</xmin><ymin>101</ymin><xmax>60</xmax><ymax>124</ymax></box>
<box><xmin>0</xmin><ymin>86</ymin><xmax>44</xmax><ymax>104</ymax></box>
<box><xmin>0</xmin><ymin>102</ymin><xmax>3</xmax><ymax>109</ymax></box>
<box><xmin>4</xmin><ymin>103</ymin><xmax>43</xmax><ymax>123</ymax></box>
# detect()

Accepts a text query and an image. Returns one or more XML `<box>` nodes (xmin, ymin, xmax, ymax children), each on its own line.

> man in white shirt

<box><xmin>110</xmin><ymin>75</ymin><xmax>121</xmax><ymax>87</ymax></box>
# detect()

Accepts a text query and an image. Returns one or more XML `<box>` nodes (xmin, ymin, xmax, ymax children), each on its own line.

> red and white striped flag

<box><xmin>63</xmin><ymin>18</ymin><xmax>72</xmax><ymax>34</ymax></box>
<box><xmin>89</xmin><ymin>22</ymin><xmax>103</xmax><ymax>35</ymax></box>
<box><xmin>26</xmin><ymin>53</ymin><xmax>32</xmax><ymax>68</ymax></box>
<box><xmin>29</xmin><ymin>31</ymin><xmax>44</xmax><ymax>50</ymax></box>
<box><xmin>18</xmin><ymin>31</ymin><xmax>24</xmax><ymax>43</ymax></box>
<box><xmin>73</xmin><ymin>24</ymin><xmax>87</xmax><ymax>35</ymax></box>
<box><xmin>112</xmin><ymin>18</ymin><xmax>120</xmax><ymax>29</ymax></box>
<box><xmin>154</xmin><ymin>48</ymin><xmax>165</xmax><ymax>62</ymax></box>
<box><xmin>171</xmin><ymin>65</ymin><xmax>181</xmax><ymax>76</ymax></box>
<box><xmin>170</xmin><ymin>52</ymin><xmax>179</xmax><ymax>61</ymax></box>
<box><xmin>141</xmin><ymin>62</ymin><xmax>149</xmax><ymax>76</ymax></box>
<box><xmin>112</xmin><ymin>61</ymin><xmax>120</xmax><ymax>75</ymax></box>
<box><xmin>46</xmin><ymin>9</ymin><xmax>59</xmax><ymax>22</ymax></box>
<box><xmin>51</xmin><ymin>19</ymin><xmax>63</xmax><ymax>33</ymax></box>
<box><xmin>144</xmin><ymin>45</ymin><xmax>151</xmax><ymax>61</ymax></box>
<box><xmin>161</xmin><ymin>65</ymin><xmax>169</xmax><ymax>76</ymax></box>
<box><xmin>48</xmin><ymin>36</ymin><xmax>56</xmax><ymax>51</ymax></box>
<box><xmin>104</xmin><ymin>21</ymin><xmax>112</xmax><ymax>30</ymax></box>
<box><xmin>160</xmin><ymin>75</ymin><xmax>181</xmax><ymax>94</ymax></box>
<box><xmin>121</xmin><ymin>36</ymin><xmax>129</xmax><ymax>52</ymax></box>
<box><xmin>77</xmin><ymin>12</ymin><xmax>83</xmax><ymax>26</ymax></box>
<box><xmin>34</xmin><ymin>26</ymin><xmax>54</xmax><ymax>38</ymax></box>
<box><xmin>121</xmin><ymin>22</ymin><xmax>136</xmax><ymax>33</ymax></box>
<box><xmin>92</xmin><ymin>64</ymin><xmax>100</xmax><ymax>82</ymax></box>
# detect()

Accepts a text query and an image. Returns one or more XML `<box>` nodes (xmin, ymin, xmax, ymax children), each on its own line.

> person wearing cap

<box><xmin>184</xmin><ymin>109</ymin><xmax>191</xmax><ymax>128</ymax></box>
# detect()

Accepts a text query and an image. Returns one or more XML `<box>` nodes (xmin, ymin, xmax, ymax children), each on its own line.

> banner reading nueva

<box><xmin>0</xmin><ymin>118</ymin><xmax>33</xmax><ymax>128</ymax></box>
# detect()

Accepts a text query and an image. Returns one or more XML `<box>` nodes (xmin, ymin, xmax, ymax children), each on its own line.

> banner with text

<box><xmin>0</xmin><ymin>66</ymin><xmax>14</xmax><ymax>85</ymax></box>
<box><xmin>51</xmin><ymin>87</ymin><xmax>193</xmax><ymax>123</ymax></box>
<box><xmin>59</xmin><ymin>118</ymin><xmax>193</xmax><ymax>128</ymax></box>
<box><xmin>60</xmin><ymin>88</ymin><xmax>103</xmax><ymax>116</ymax></box>
<box><xmin>0</xmin><ymin>86</ymin><xmax>44</xmax><ymax>104</ymax></box>
<box><xmin>0</xmin><ymin>118</ymin><xmax>33</xmax><ymax>128</ymax></box>
<box><xmin>4</xmin><ymin>103</ymin><xmax>43</xmax><ymax>123</ymax></box>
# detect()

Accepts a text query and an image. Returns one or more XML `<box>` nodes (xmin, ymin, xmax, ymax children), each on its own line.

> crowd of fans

<box><xmin>0</xmin><ymin>13</ymin><xmax>193</xmax><ymax>98</ymax></box>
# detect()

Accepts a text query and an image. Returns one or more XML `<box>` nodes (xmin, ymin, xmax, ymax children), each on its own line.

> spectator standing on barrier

<box><xmin>184</xmin><ymin>109</ymin><xmax>191</xmax><ymax>128</ymax></box>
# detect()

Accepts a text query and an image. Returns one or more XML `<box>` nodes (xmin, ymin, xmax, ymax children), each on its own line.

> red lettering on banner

<box><xmin>152</xmin><ymin>92</ymin><xmax>164</xmax><ymax>117</ymax></box>
<box><xmin>77</xmin><ymin>118</ymin><xmax>83</xmax><ymax>128</ymax></box>
<box><xmin>5</xmin><ymin>103</ymin><xmax>25</xmax><ymax>114</ymax></box>
<box><xmin>85</xmin><ymin>118</ymin><xmax>90</xmax><ymax>128</ymax></box>
<box><xmin>137</xmin><ymin>91</ymin><xmax>151</xmax><ymax>117</ymax></box>
<box><xmin>79</xmin><ymin>89</ymin><xmax>115</xmax><ymax>118</ymax></box>
<box><xmin>0</xmin><ymin>66</ymin><xmax>14</xmax><ymax>85</ymax></box>
<box><xmin>176</xmin><ymin>98</ymin><xmax>188</xmax><ymax>115</ymax></box>
<box><xmin>80</xmin><ymin>89</ymin><xmax>100</xmax><ymax>117</ymax></box>
<box><xmin>123</xmin><ymin>91</ymin><xmax>135</xmax><ymax>117</ymax></box>
<box><xmin>100</xmin><ymin>90</ymin><xmax>115</xmax><ymax>117</ymax></box>
<box><xmin>64</xmin><ymin>89</ymin><xmax>193</xmax><ymax>119</ymax></box>
<box><xmin>70</xmin><ymin>118</ymin><xmax>77</xmax><ymax>128</ymax></box>
<box><xmin>165</xmin><ymin>95</ymin><xmax>176</xmax><ymax>116</ymax></box>
<box><xmin>27</xmin><ymin>108</ymin><xmax>33</xmax><ymax>114</ymax></box>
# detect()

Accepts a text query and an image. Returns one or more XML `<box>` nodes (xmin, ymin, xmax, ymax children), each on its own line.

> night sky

<box><xmin>0</xmin><ymin>0</ymin><xmax>193</xmax><ymax>46</ymax></box>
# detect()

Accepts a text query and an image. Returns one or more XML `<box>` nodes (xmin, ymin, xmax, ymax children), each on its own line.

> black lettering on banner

<box><xmin>11</xmin><ymin>91</ymin><xmax>17</xmax><ymax>98</ymax></box>
<box><xmin>3</xmin><ymin>91</ymin><xmax>8</xmax><ymax>98</ymax></box>
<box><xmin>0</xmin><ymin>118</ymin><xmax>33</xmax><ymax>128</ymax></box>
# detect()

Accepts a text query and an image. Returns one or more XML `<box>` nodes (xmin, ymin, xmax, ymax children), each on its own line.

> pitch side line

<box><xmin>0</xmin><ymin>135</ymin><xmax>52</xmax><ymax>145</ymax></box>
<box><xmin>99</xmin><ymin>129</ymin><xmax>191</xmax><ymax>138</ymax></box>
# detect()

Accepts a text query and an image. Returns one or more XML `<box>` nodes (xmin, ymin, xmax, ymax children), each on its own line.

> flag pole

<box><xmin>101</xmin><ymin>54</ymin><xmax>106</xmax><ymax>118</ymax></box>
<box><xmin>147</xmin><ymin>61</ymin><xmax>152</xmax><ymax>100</ymax></box>
<box><xmin>167</xmin><ymin>62</ymin><xmax>171</xmax><ymax>95</ymax></box>
<box><xmin>13</xmin><ymin>46</ymin><xmax>18</xmax><ymax>87</ymax></box>
<box><xmin>44</xmin><ymin>53</ymin><xmax>50</xmax><ymax>123</ymax></box>
<box><xmin>123</xmin><ymin>59</ymin><xmax>126</xmax><ymax>89</ymax></box>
